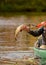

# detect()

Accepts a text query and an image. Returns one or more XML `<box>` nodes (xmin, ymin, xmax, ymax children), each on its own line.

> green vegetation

<box><xmin>0</xmin><ymin>0</ymin><xmax>46</xmax><ymax>12</ymax></box>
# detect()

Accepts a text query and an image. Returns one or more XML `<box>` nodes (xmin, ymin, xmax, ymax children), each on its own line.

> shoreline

<box><xmin>0</xmin><ymin>12</ymin><xmax>46</xmax><ymax>17</ymax></box>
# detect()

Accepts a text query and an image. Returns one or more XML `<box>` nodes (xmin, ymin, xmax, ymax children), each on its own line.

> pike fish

<box><xmin>15</xmin><ymin>24</ymin><xmax>24</xmax><ymax>39</ymax></box>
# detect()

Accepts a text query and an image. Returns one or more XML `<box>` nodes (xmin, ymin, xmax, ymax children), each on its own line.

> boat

<box><xmin>34</xmin><ymin>45</ymin><xmax>46</xmax><ymax>59</ymax></box>
<box><xmin>34</xmin><ymin>39</ymin><xmax>46</xmax><ymax>65</ymax></box>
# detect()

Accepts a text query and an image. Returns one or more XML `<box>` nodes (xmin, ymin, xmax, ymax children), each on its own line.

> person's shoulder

<box><xmin>38</xmin><ymin>26</ymin><xmax>44</xmax><ymax>30</ymax></box>
<box><xmin>37</xmin><ymin>26</ymin><xmax>44</xmax><ymax>32</ymax></box>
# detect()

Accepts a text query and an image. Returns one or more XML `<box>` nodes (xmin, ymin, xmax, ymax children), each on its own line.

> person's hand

<box><xmin>19</xmin><ymin>24</ymin><xmax>30</xmax><ymax>32</ymax></box>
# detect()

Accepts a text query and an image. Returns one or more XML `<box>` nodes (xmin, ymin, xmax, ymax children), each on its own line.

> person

<box><xmin>15</xmin><ymin>22</ymin><xmax>46</xmax><ymax>49</ymax></box>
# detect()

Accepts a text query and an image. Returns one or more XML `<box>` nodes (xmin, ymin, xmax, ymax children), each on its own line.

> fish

<box><xmin>15</xmin><ymin>24</ymin><xmax>24</xmax><ymax>39</ymax></box>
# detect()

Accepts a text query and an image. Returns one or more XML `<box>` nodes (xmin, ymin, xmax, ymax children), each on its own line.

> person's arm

<box><xmin>28</xmin><ymin>27</ymin><xmax>44</xmax><ymax>37</ymax></box>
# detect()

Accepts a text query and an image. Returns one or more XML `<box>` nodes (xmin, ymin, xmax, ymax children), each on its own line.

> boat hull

<box><xmin>34</xmin><ymin>47</ymin><xmax>46</xmax><ymax>59</ymax></box>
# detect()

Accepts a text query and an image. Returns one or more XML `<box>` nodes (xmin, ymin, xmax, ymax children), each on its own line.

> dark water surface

<box><xmin>0</xmin><ymin>16</ymin><xmax>46</xmax><ymax>65</ymax></box>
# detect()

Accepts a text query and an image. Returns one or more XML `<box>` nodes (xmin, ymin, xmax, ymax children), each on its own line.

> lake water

<box><xmin>0</xmin><ymin>15</ymin><xmax>46</xmax><ymax>65</ymax></box>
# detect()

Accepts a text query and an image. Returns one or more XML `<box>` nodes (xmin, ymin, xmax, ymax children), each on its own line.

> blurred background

<box><xmin>0</xmin><ymin>0</ymin><xmax>46</xmax><ymax>65</ymax></box>
<box><xmin>0</xmin><ymin>0</ymin><xmax>46</xmax><ymax>13</ymax></box>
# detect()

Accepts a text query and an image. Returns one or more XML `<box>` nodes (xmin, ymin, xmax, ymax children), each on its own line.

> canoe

<box><xmin>34</xmin><ymin>42</ymin><xmax>46</xmax><ymax>65</ymax></box>
<box><xmin>34</xmin><ymin>41</ymin><xmax>46</xmax><ymax>59</ymax></box>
